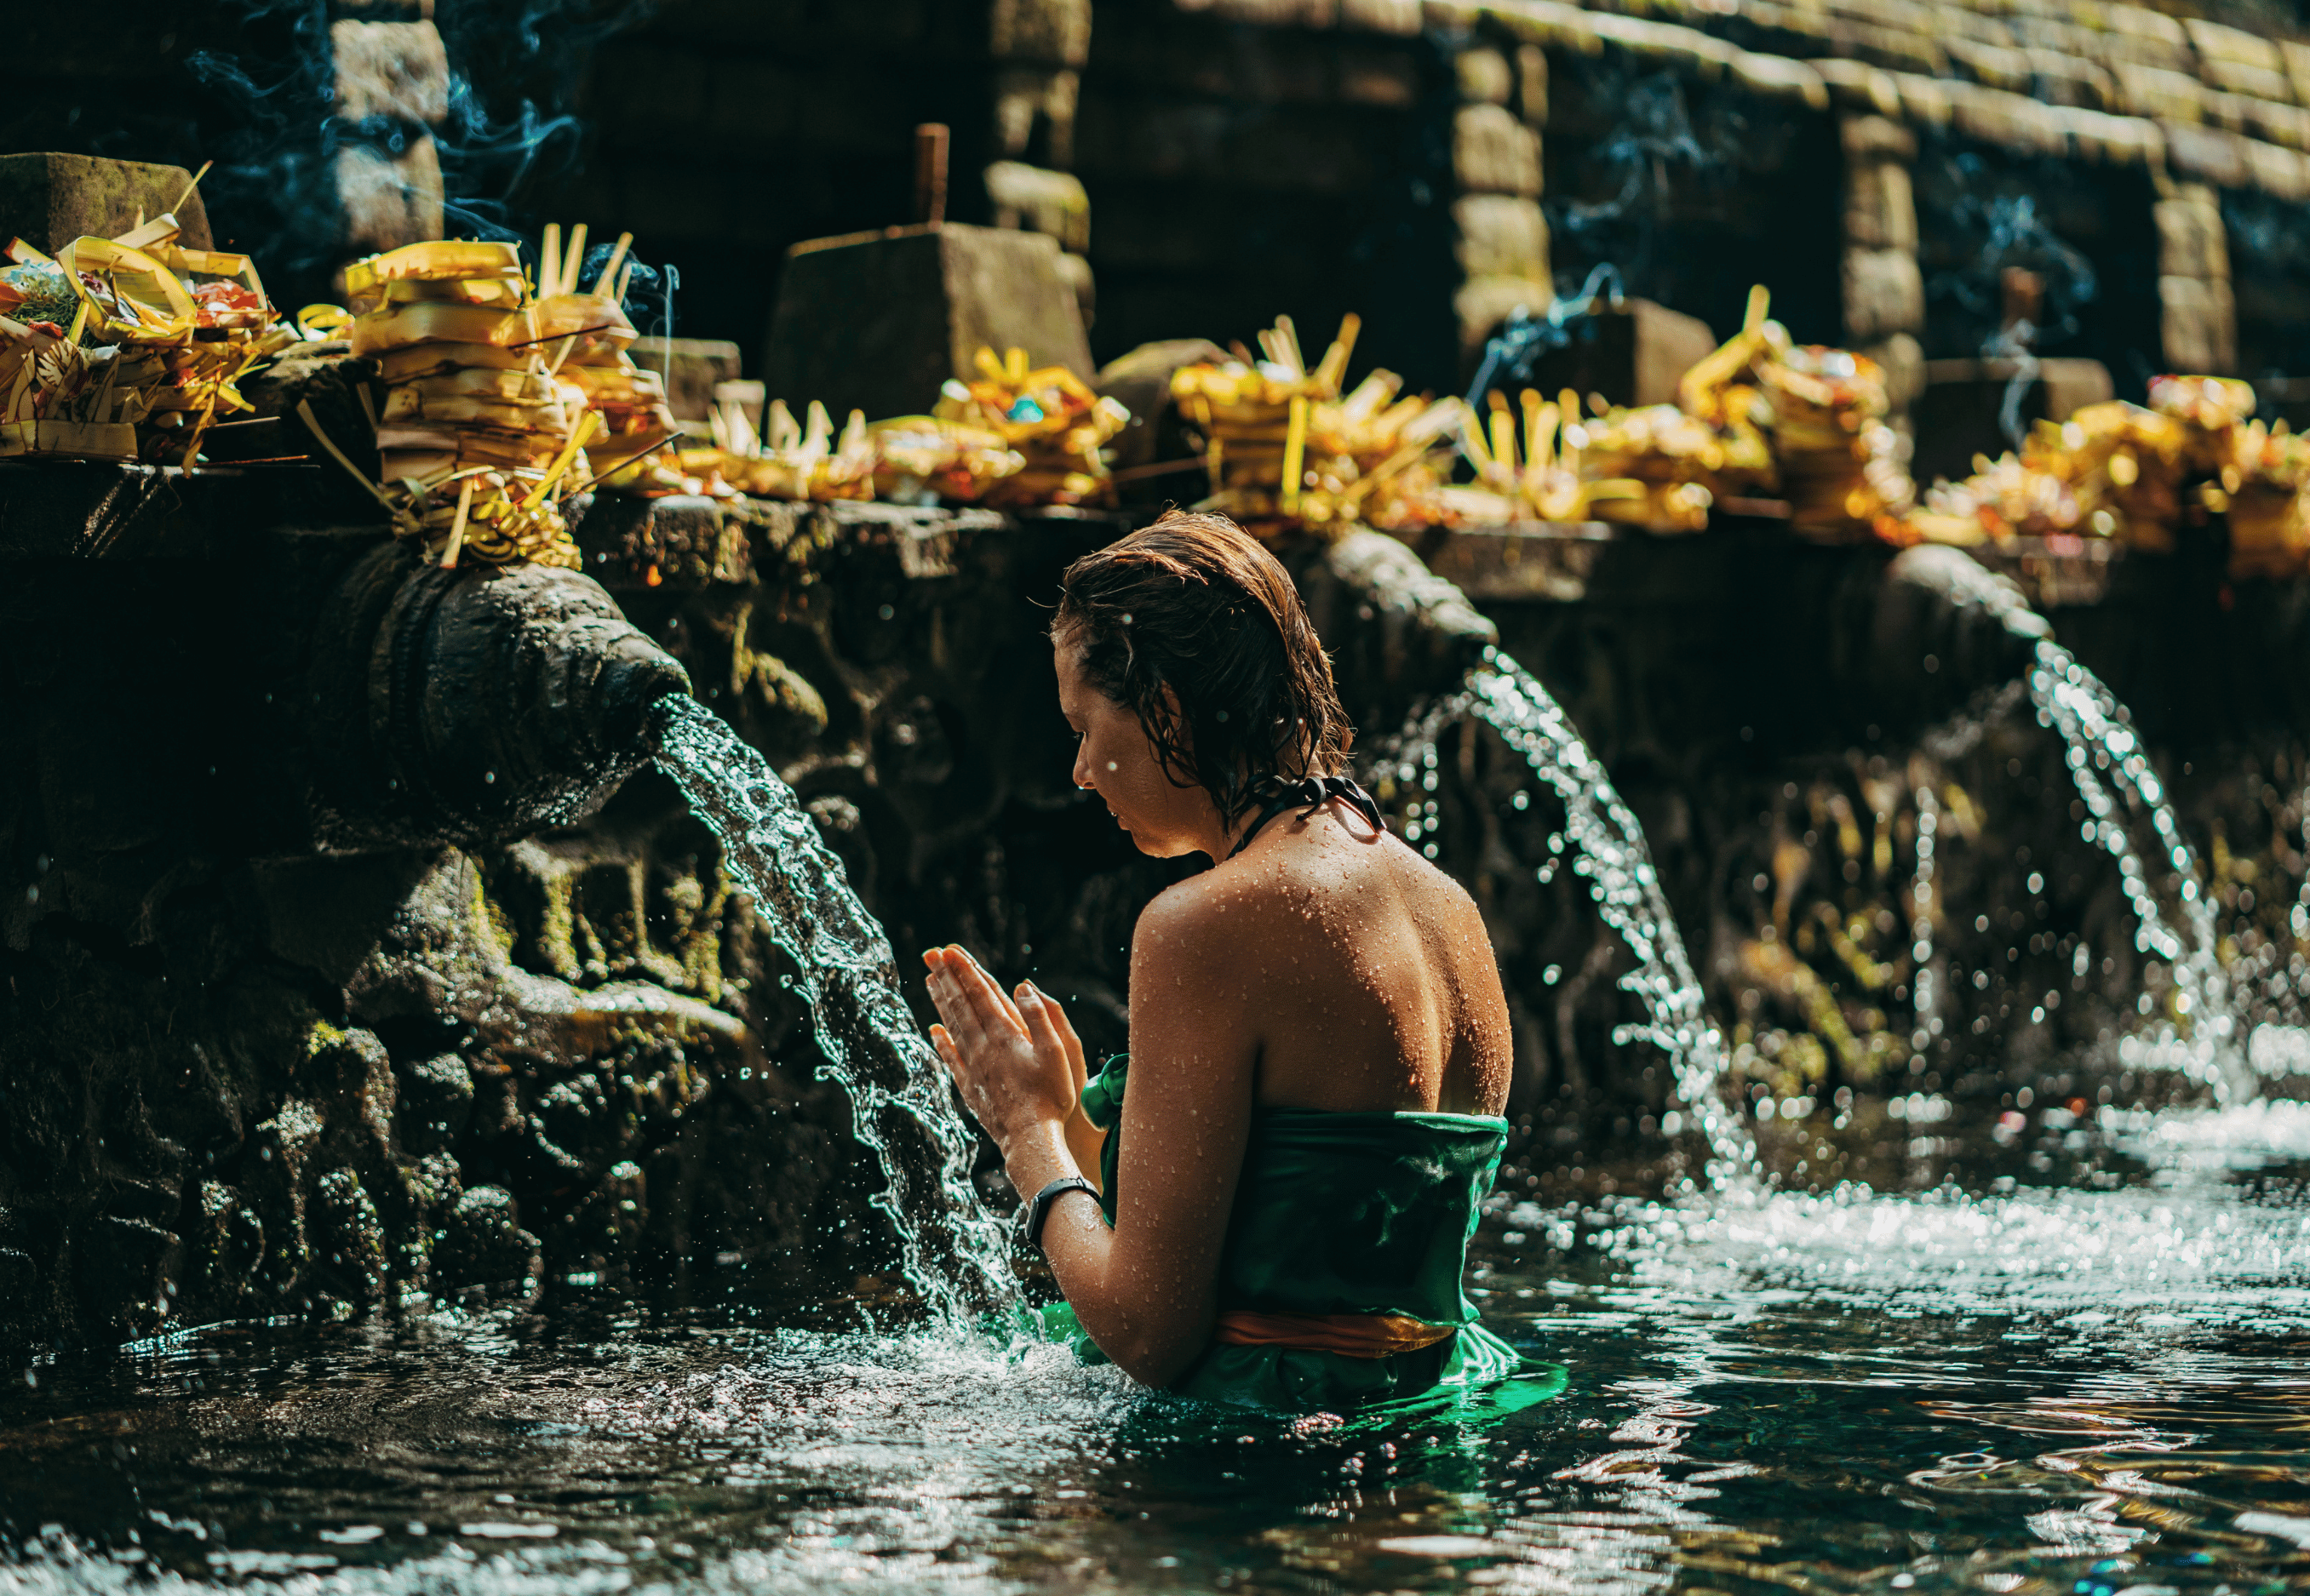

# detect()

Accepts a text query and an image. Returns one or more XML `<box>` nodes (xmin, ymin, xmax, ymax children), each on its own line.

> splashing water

<box><xmin>1379</xmin><ymin>649</ymin><xmax>1759</xmax><ymax>1187</ymax></box>
<box><xmin>1909</xmin><ymin>781</ymin><xmax>1940</xmax><ymax>1069</ymax></box>
<box><xmin>2026</xmin><ymin>638</ymin><xmax>2248</xmax><ymax>1101</ymax></box>
<box><xmin>651</xmin><ymin>696</ymin><xmax>1019</xmax><ymax>1326</ymax></box>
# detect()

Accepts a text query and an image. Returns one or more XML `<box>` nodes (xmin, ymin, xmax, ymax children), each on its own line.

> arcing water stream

<box><xmin>5</xmin><ymin>628</ymin><xmax>2308</xmax><ymax>1596</ymax></box>
<box><xmin>651</xmin><ymin>696</ymin><xmax>1020</xmax><ymax>1327</ymax></box>
<box><xmin>2026</xmin><ymin>638</ymin><xmax>2252</xmax><ymax>1101</ymax></box>
<box><xmin>1374</xmin><ymin>649</ymin><xmax>1762</xmax><ymax>1189</ymax></box>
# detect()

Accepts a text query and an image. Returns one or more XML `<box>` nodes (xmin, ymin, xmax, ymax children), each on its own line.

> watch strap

<box><xmin>1023</xmin><ymin>1176</ymin><xmax>1098</xmax><ymax>1250</ymax></box>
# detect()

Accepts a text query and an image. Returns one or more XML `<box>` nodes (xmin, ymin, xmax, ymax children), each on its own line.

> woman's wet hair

<box><xmin>1053</xmin><ymin>509</ymin><xmax>1352</xmax><ymax>826</ymax></box>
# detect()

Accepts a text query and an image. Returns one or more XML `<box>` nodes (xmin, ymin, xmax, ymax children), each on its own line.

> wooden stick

<box><xmin>439</xmin><ymin>475</ymin><xmax>475</xmax><ymax>568</ymax></box>
<box><xmin>615</xmin><ymin>262</ymin><xmax>633</xmax><ymax>303</ymax></box>
<box><xmin>539</xmin><ymin>222</ymin><xmax>561</xmax><ymax>297</ymax></box>
<box><xmin>295</xmin><ymin>399</ymin><xmax>398</xmax><ymax>511</ymax></box>
<box><xmin>170</xmin><ymin>161</ymin><xmax>213</xmax><ymax>217</ymax></box>
<box><xmin>559</xmin><ymin>223</ymin><xmax>588</xmax><ymax>305</ymax></box>
<box><xmin>1314</xmin><ymin>312</ymin><xmax>1361</xmax><ymax>392</ymax></box>
<box><xmin>591</xmin><ymin>232</ymin><xmax>633</xmax><ymax>297</ymax></box>
<box><xmin>521</xmin><ymin>409</ymin><xmax>599</xmax><ymax>509</ymax></box>
<box><xmin>914</xmin><ymin>123</ymin><xmax>949</xmax><ymax>226</ymax></box>
<box><xmin>1280</xmin><ymin>393</ymin><xmax>1309</xmax><ymax>516</ymax></box>
<box><xmin>1275</xmin><ymin>315</ymin><xmax>1304</xmax><ymax>380</ymax></box>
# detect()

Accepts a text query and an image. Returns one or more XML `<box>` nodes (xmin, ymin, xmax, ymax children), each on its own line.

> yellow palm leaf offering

<box><xmin>935</xmin><ymin>345</ymin><xmax>1127</xmax><ymax>506</ymax></box>
<box><xmin>695</xmin><ymin>396</ymin><xmax>877</xmax><ymax>502</ymax></box>
<box><xmin>1897</xmin><ymin>374</ymin><xmax>2310</xmax><ymax>575</ymax></box>
<box><xmin>529</xmin><ymin>224</ymin><xmax>684</xmax><ymax>495</ymax></box>
<box><xmin>1170</xmin><ymin>314</ymin><xmax>1470</xmax><ymax>535</ymax></box>
<box><xmin>1</xmin><ymin>218</ymin><xmax>295</xmax><ymax>465</ymax></box>
<box><xmin>340</xmin><ymin>236</ymin><xmax>593</xmax><ymax>569</ymax></box>
<box><xmin>1568</xmin><ymin>284</ymin><xmax>1913</xmax><ymax>540</ymax></box>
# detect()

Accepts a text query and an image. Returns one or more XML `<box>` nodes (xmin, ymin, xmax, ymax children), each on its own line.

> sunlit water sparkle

<box><xmin>1374</xmin><ymin>651</ymin><xmax>1760</xmax><ymax>1189</ymax></box>
<box><xmin>651</xmin><ymin>697</ymin><xmax>1018</xmax><ymax>1326</ymax></box>
<box><xmin>2</xmin><ymin>1096</ymin><xmax>2301</xmax><ymax>1596</ymax></box>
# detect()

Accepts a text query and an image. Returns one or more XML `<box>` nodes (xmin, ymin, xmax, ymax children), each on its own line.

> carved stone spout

<box><xmin>1851</xmin><ymin>545</ymin><xmax>2051</xmax><ymax>730</ymax></box>
<box><xmin>304</xmin><ymin>541</ymin><xmax>691</xmax><ymax>849</ymax></box>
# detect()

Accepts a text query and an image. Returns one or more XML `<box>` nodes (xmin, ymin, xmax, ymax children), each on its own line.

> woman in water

<box><xmin>924</xmin><ymin>510</ymin><xmax>1533</xmax><ymax>1412</ymax></box>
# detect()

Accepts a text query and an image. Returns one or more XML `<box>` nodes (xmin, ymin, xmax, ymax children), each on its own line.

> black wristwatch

<box><xmin>1021</xmin><ymin>1176</ymin><xmax>1098</xmax><ymax>1250</ymax></box>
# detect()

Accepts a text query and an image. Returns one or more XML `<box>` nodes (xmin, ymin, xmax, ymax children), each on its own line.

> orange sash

<box><xmin>1212</xmin><ymin>1309</ymin><xmax>1458</xmax><ymax>1360</ymax></box>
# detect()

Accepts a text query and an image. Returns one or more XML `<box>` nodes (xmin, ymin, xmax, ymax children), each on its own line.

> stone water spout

<box><xmin>302</xmin><ymin>540</ymin><xmax>692</xmax><ymax>850</ymax></box>
<box><xmin>1840</xmin><ymin>544</ymin><xmax>2052</xmax><ymax>730</ymax></box>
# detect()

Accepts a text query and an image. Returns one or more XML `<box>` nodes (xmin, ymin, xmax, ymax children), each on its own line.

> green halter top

<box><xmin>1041</xmin><ymin>1054</ymin><xmax>1563</xmax><ymax>1416</ymax></box>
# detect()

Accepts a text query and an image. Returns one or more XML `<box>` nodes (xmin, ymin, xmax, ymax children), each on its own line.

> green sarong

<box><xmin>1044</xmin><ymin>1055</ymin><xmax>1563</xmax><ymax>1416</ymax></box>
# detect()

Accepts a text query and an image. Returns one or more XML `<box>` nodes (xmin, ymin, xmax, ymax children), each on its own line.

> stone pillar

<box><xmin>1840</xmin><ymin>114</ymin><xmax>1924</xmax><ymax>420</ymax></box>
<box><xmin>329</xmin><ymin>0</ymin><xmax>450</xmax><ymax>257</ymax></box>
<box><xmin>1450</xmin><ymin>43</ymin><xmax>1552</xmax><ymax>366</ymax></box>
<box><xmin>2157</xmin><ymin>182</ymin><xmax>2237</xmax><ymax>375</ymax></box>
<box><xmin>988</xmin><ymin>0</ymin><xmax>1095</xmax><ymax>332</ymax></box>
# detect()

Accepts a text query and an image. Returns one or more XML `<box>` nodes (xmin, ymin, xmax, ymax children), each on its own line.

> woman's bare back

<box><xmin>1157</xmin><ymin>799</ymin><xmax>1513</xmax><ymax>1118</ymax></box>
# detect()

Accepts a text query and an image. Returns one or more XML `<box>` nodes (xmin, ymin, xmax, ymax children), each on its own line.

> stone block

<box><xmin>1454</xmin><ymin>102</ymin><xmax>1542</xmax><ymax>197</ymax></box>
<box><xmin>1840</xmin><ymin>112</ymin><xmax>1917</xmax><ymax>163</ymax></box>
<box><xmin>1912</xmin><ymin>358</ymin><xmax>2115</xmax><ymax>483</ymax></box>
<box><xmin>2244</xmin><ymin>139</ymin><xmax>2310</xmax><ymax>203</ymax></box>
<box><xmin>335</xmin><ymin>137</ymin><xmax>444</xmax><ymax>255</ymax></box>
<box><xmin>1094</xmin><ymin>337</ymin><xmax>1231</xmax><ymax>469</ymax></box>
<box><xmin>0</xmin><ymin>153</ymin><xmax>214</xmax><ymax>254</ymax></box>
<box><xmin>628</xmin><ymin>339</ymin><xmax>743</xmax><ymax>421</ymax></box>
<box><xmin>1339</xmin><ymin>0</ymin><xmax>1420</xmax><ymax>32</ymax></box>
<box><xmin>2161</xmin><ymin>275</ymin><xmax>2238</xmax><ymax>375</ymax></box>
<box><xmin>2163</xmin><ymin>122</ymin><xmax>2250</xmax><ymax>191</ymax></box>
<box><xmin>2286</xmin><ymin>40</ymin><xmax>2310</xmax><ymax>108</ymax></box>
<box><xmin>991</xmin><ymin>0</ymin><xmax>1091</xmax><ymax>66</ymax></box>
<box><xmin>1177</xmin><ymin>0</ymin><xmax>1337</xmax><ymax>22</ymax></box>
<box><xmin>1516</xmin><ymin>43</ymin><xmax>1548</xmax><ymax>126</ymax></box>
<box><xmin>330</xmin><ymin>20</ymin><xmax>449</xmax><ymax>125</ymax></box>
<box><xmin>1844</xmin><ymin>157</ymin><xmax>1917</xmax><ymax>252</ymax></box>
<box><xmin>2184</xmin><ymin>17</ymin><xmax>2284</xmax><ymax>76</ymax></box>
<box><xmin>1055</xmin><ymin>249</ymin><xmax>1095</xmax><ymax>329</ymax></box>
<box><xmin>1730</xmin><ymin>53</ymin><xmax>1831</xmax><ymax>112</ymax></box>
<box><xmin>1816</xmin><ymin>59</ymin><xmax>1904</xmax><ymax>118</ymax></box>
<box><xmin>2201</xmin><ymin>58</ymin><xmax>2296</xmax><ymax>106</ymax></box>
<box><xmin>986</xmin><ymin>160</ymin><xmax>1091</xmax><ymax>253</ymax></box>
<box><xmin>762</xmin><ymin>222</ymin><xmax>1094</xmax><ymax>420</ymax></box>
<box><xmin>2114</xmin><ymin>62</ymin><xmax>2205</xmax><ymax>123</ymax></box>
<box><xmin>1860</xmin><ymin>332</ymin><xmax>1925</xmax><ymax>414</ymax></box>
<box><xmin>995</xmin><ymin>66</ymin><xmax>1080</xmax><ymax>164</ymax></box>
<box><xmin>1843</xmin><ymin>246</ymin><xmax>1925</xmax><ymax>341</ymax></box>
<box><xmin>1454</xmin><ymin>273</ymin><xmax>1552</xmax><ymax>358</ymax></box>
<box><xmin>1515</xmin><ymin>297</ymin><xmax>1722</xmax><ymax>409</ymax></box>
<box><xmin>2024</xmin><ymin>50</ymin><xmax>2115</xmax><ymax>112</ymax></box>
<box><xmin>1946</xmin><ymin>37</ymin><xmax>2033</xmax><ymax>93</ymax></box>
<box><xmin>1337</xmin><ymin>43</ymin><xmax>1423</xmax><ymax>108</ymax></box>
<box><xmin>2154</xmin><ymin>185</ymin><xmax>2228</xmax><ymax>281</ymax></box>
<box><xmin>1455</xmin><ymin>47</ymin><xmax>1514</xmax><ymax>106</ymax></box>
<box><xmin>1452</xmin><ymin>193</ymin><xmax>1549</xmax><ymax>281</ymax></box>
<box><xmin>2241</xmin><ymin>97</ymin><xmax>2310</xmax><ymax>154</ymax></box>
<box><xmin>2105</xmin><ymin>3</ymin><xmax>2188</xmax><ymax>50</ymax></box>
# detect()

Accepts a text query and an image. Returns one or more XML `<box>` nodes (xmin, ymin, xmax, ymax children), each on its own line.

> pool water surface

<box><xmin>3</xmin><ymin>1102</ymin><xmax>2306</xmax><ymax>1595</ymax></box>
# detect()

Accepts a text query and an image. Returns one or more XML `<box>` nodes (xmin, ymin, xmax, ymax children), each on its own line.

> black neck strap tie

<box><xmin>1228</xmin><ymin>775</ymin><xmax>1386</xmax><ymax>860</ymax></box>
